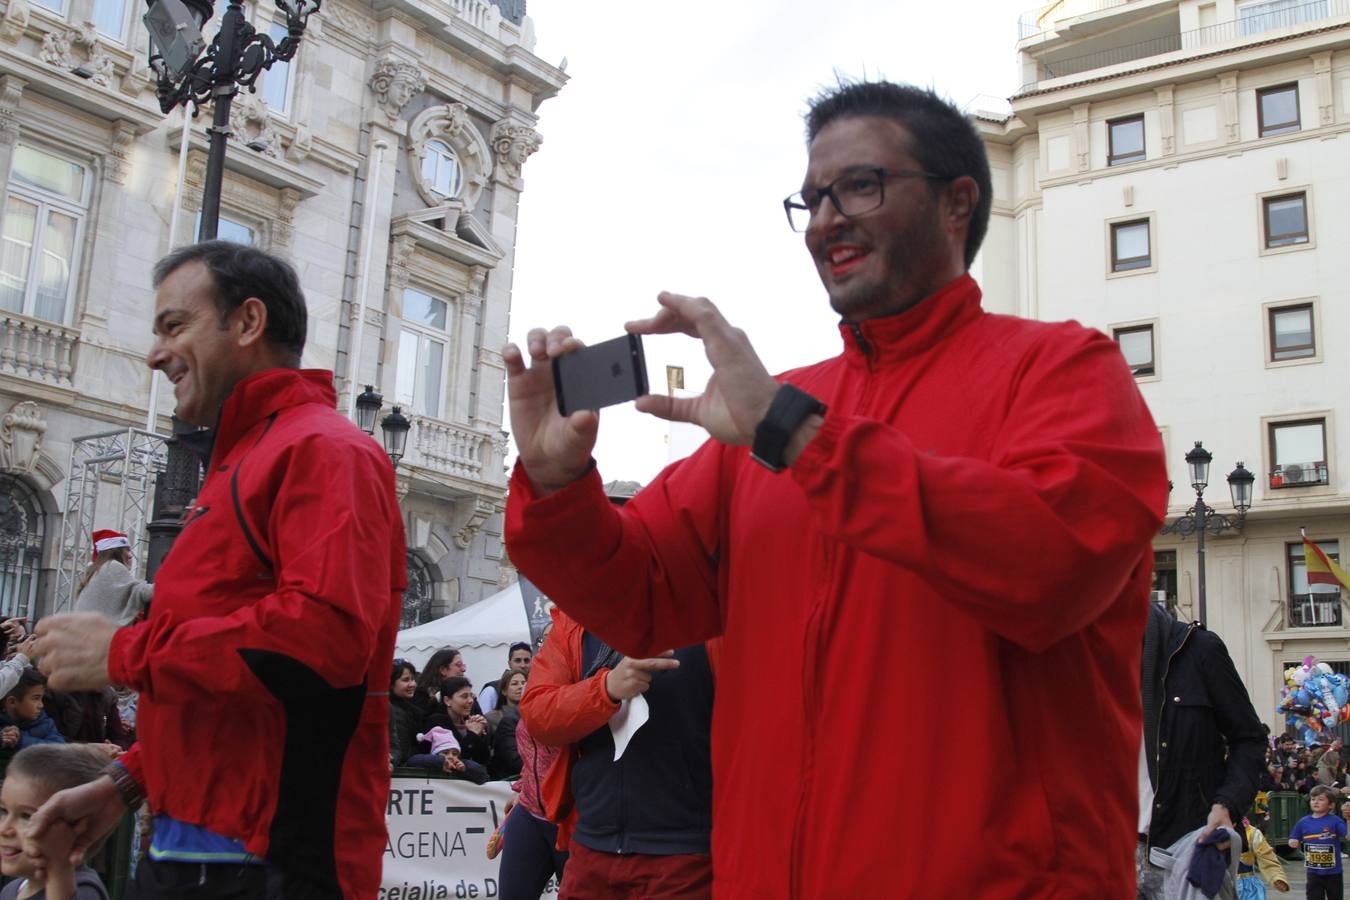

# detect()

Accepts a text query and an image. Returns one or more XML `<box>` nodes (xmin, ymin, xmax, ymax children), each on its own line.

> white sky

<box><xmin>507</xmin><ymin>0</ymin><xmax>1028</xmax><ymax>486</ymax></box>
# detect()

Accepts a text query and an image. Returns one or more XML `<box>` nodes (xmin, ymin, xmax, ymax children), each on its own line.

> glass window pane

<box><xmin>1272</xmin><ymin>306</ymin><xmax>1313</xmax><ymax>359</ymax></box>
<box><xmin>259</xmin><ymin>23</ymin><xmax>291</xmax><ymax>114</ymax></box>
<box><xmin>403</xmin><ymin>288</ymin><xmax>447</xmax><ymax>329</ymax></box>
<box><xmin>27</xmin><ymin>0</ymin><xmax>62</xmax><ymax>12</ymax></box>
<box><xmin>1114</xmin><ymin>222</ymin><xmax>1150</xmax><ymax>265</ymax></box>
<box><xmin>0</xmin><ymin>197</ymin><xmax>37</xmax><ymax>314</ymax></box>
<box><xmin>1266</xmin><ymin>196</ymin><xmax>1307</xmax><ymax>243</ymax></box>
<box><xmin>1260</xmin><ymin>87</ymin><xmax>1299</xmax><ymax>133</ymax></box>
<box><xmin>420</xmin><ymin>339</ymin><xmax>444</xmax><ymax>417</ymax></box>
<box><xmin>33</xmin><ymin>210</ymin><xmax>76</xmax><ymax>323</ymax></box>
<box><xmin>423</xmin><ymin>141</ymin><xmax>461</xmax><ymax>199</ymax></box>
<box><xmin>1273</xmin><ymin>422</ymin><xmax>1324</xmax><ymax>464</ymax></box>
<box><xmin>396</xmin><ymin>330</ymin><xmax>419</xmax><ymax>408</ymax></box>
<box><xmin>11</xmin><ymin>146</ymin><xmax>85</xmax><ymax>202</ymax></box>
<box><xmin>1116</xmin><ymin>329</ymin><xmax>1153</xmax><ymax>370</ymax></box>
<box><xmin>93</xmin><ymin>0</ymin><xmax>127</xmax><ymax>40</ymax></box>
<box><xmin>1112</xmin><ymin>120</ymin><xmax>1144</xmax><ymax>156</ymax></box>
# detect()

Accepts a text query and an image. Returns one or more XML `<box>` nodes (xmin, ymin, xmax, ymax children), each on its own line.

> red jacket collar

<box><xmin>212</xmin><ymin>368</ymin><xmax>337</xmax><ymax>463</ymax></box>
<box><xmin>837</xmin><ymin>273</ymin><xmax>984</xmax><ymax>367</ymax></box>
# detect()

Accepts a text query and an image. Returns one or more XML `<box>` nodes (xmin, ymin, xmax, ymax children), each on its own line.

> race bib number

<box><xmin>1304</xmin><ymin>842</ymin><xmax>1337</xmax><ymax>870</ymax></box>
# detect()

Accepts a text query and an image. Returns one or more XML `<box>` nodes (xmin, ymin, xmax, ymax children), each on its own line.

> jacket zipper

<box><xmin>1146</xmin><ymin>622</ymin><xmax>1196</xmax><ymax>856</ymax></box>
<box><xmin>789</xmin><ymin>549</ymin><xmax>832</xmax><ymax>898</ymax></box>
<box><xmin>847</xmin><ymin>322</ymin><xmax>873</xmax><ymax>367</ymax></box>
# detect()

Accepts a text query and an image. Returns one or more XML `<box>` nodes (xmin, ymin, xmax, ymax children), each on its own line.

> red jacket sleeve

<box><xmin>108</xmin><ymin>434</ymin><xmax>402</xmax><ymax>699</ymax></box>
<box><xmin>789</xmin><ymin>326</ymin><xmax>1166</xmax><ymax>651</ymax></box>
<box><xmin>518</xmin><ymin>612</ymin><xmax>619</xmax><ymax>746</ymax></box>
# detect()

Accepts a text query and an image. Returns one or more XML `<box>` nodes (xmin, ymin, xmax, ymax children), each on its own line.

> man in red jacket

<box><xmin>31</xmin><ymin>242</ymin><xmax>405</xmax><ymax>899</ymax></box>
<box><xmin>504</xmin><ymin>81</ymin><xmax>1169</xmax><ymax>896</ymax></box>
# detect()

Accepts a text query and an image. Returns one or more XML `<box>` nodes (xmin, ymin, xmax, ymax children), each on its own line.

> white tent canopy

<box><xmin>394</xmin><ymin>582</ymin><xmax>531</xmax><ymax>691</ymax></box>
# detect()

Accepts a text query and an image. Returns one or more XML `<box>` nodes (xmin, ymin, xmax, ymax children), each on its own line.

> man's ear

<box><xmin>944</xmin><ymin>175</ymin><xmax>979</xmax><ymax>236</ymax></box>
<box><xmin>233</xmin><ymin>297</ymin><xmax>269</xmax><ymax>349</ymax></box>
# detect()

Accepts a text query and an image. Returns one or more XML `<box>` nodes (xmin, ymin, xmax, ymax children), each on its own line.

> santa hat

<box><xmin>91</xmin><ymin>530</ymin><xmax>130</xmax><ymax>560</ymax></box>
<box><xmin>416</xmin><ymin>726</ymin><xmax>460</xmax><ymax>758</ymax></box>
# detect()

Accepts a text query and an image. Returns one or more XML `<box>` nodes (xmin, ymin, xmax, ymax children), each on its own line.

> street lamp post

<box><xmin>141</xmin><ymin>0</ymin><xmax>320</xmax><ymax>578</ymax></box>
<box><xmin>1160</xmin><ymin>441</ymin><xmax>1256</xmax><ymax>625</ymax></box>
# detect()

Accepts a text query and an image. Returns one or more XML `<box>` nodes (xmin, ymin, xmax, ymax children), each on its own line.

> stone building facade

<box><xmin>0</xmin><ymin>0</ymin><xmax>564</xmax><ymax>624</ymax></box>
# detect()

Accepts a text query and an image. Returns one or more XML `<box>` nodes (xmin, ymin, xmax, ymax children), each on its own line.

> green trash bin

<box><xmin>1264</xmin><ymin>790</ymin><xmax>1308</xmax><ymax>846</ymax></box>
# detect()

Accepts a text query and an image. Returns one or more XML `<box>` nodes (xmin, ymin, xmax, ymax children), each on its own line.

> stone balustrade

<box><xmin>0</xmin><ymin>313</ymin><xmax>77</xmax><ymax>389</ymax></box>
<box><xmin>406</xmin><ymin>414</ymin><xmax>506</xmax><ymax>484</ymax></box>
<box><xmin>447</xmin><ymin>0</ymin><xmax>493</xmax><ymax>32</ymax></box>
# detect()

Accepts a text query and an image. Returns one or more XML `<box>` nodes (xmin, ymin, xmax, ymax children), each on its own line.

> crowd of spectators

<box><xmin>1265</xmin><ymin>733</ymin><xmax>1346</xmax><ymax>796</ymax></box>
<box><xmin>388</xmin><ymin>642</ymin><xmax>533</xmax><ymax>784</ymax></box>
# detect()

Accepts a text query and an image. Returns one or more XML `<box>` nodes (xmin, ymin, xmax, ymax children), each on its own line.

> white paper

<box><xmin>609</xmin><ymin>694</ymin><xmax>650</xmax><ymax>761</ymax></box>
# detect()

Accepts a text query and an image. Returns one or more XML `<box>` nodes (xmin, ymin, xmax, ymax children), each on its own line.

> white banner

<box><xmin>382</xmin><ymin>776</ymin><xmax>557</xmax><ymax>900</ymax></box>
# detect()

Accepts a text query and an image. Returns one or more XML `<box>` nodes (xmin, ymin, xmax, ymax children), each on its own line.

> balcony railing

<box><xmin>1289</xmin><ymin>592</ymin><xmax>1343</xmax><ymax>627</ymax></box>
<box><xmin>0</xmin><ymin>312</ymin><xmax>77</xmax><ymax>388</ymax></box>
<box><xmin>448</xmin><ymin>0</ymin><xmax>493</xmax><ymax>31</ymax></box>
<box><xmin>1270</xmin><ymin>461</ymin><xmax>1330</xmax><ymax>489</ymax></box>
<box><xmin>1023</xmin><ymin>0</ymin><xmax>1346</xmax><ymax>87</ymax></box>
<box><xmin>1019</xmin><ymin>0</ymin><xmax>1144</xmax><ymax>39</ymax></box>
<box><xmin>404</xmin><ymin>415</ymin><xmax>506</xmax><ymax>484</ymax></box>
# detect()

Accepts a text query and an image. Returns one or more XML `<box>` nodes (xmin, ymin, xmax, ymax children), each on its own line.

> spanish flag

<box><xmin>1304</xmin><ymin>534</ymin><xmax>1350</xmax><ymax>591</ymax></box>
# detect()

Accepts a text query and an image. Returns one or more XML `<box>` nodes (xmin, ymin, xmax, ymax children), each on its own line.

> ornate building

<box><xmin>0</xmin><ymin>0</ymin><xmax>565</xmax><ymax>624</ymax></box>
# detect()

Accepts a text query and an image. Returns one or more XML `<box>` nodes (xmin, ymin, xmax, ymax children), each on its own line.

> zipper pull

<box><xmin>848</xmin><ymin>322</ymin><xmax>872</xmax><ymax>358</ymax></box>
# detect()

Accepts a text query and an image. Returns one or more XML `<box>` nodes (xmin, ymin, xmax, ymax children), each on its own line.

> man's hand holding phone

<box><xmin>503</xmin><ymin>326</ymin><xmax>601</xmax><ymax>497</ymax></box>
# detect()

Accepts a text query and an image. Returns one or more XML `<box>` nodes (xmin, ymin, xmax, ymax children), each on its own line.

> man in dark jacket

<box><xmin>1139</xmin><ymin>601</ymin><xmax>1266</xmax><ymax>896</ymax></box>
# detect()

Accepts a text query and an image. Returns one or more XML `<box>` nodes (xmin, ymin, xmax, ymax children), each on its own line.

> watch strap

<box><xmin>751</xmin><ymin>383</ymin><xmax>826</xmax><ymax>473</ymax></box>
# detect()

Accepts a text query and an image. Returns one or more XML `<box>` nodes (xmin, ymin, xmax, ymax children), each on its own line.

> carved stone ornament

<box><xmin>227</xmin><ymin>90</ymin><xmax>281</xmax><ymax>158</ymax></box>
<box><xmin>368</xmin><ymin>58</ymin><xmax>426</xmax><ymax>121</ymax></box>
<box><xmin>406</xmin><ymin>103</ymin><xmax>492</xmax><ymax>211</ymax></box>
<box><xmin>327</xmin><ymin>2</ymin><xmax>374</xmax><ymax>41</ymax></box>
<box><xmin>40</xmin><ymin>22</ymin><xmax>116</xmax><ymax>87</ymax></box>
<box><xmin>453</xmin><ymin>497</ymin><xmax>496</xmax><ymax>549</ymax></box>
<box><xmin>106</xmin><ymin>119</ymin><xmax>135</xmax><ymax>184</ymax></box>
<box><xmin>0</xmin><ymin>0</ymin><xmax>30</xmax><ymax>44</ymax></box>
<box><xmin>0</xmin><ymin>401</ymin><xmax>47</xmax><ymax>475</ymax></box>
<box><xmin>490</xmin><ymin>121</ymin><xmax>541</xmax><ymax>184</ymax></box>
<box><xmin>0</xmin><ymin>75</ymin><xmax>24</xmax><ymax>146</ymax></box>
<box><xmin>386</xmin><ymin>233</ymin><xmax>417</xmax><ymax>292</ymax></box>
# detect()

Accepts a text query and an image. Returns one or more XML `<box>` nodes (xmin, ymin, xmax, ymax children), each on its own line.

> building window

<box><xmin>402</xmin><ymin>552</ymin><xmax>433</xmax><ymax>629</ymax></box>
<box><xmin>28</xmin><ymin>0</ymin><xmax>63</xmax><ymax>13</ymax></box>
<box><xmin>1269</xmin><ymin>418</ymin><xmax>1328</xmax><ymax>488</ymax></box>
<box><xmin>258</xmin><ymin>22</ymin><xmax>292</xmax><ymax>115</ymax></box>
<box><xmin>1269</xmin><ymin>303</ymin><xmax>1315</xmax><ymax>362</ymax></box>
<box><xmin>1111</xmin><ymin>219</ymin><xmax>1151</xmax><ymax>272</ymax></box>
<box><xmin>1152</xmin><ymin>550</ymin><xmax>1177</xmax><ymax>612</ymax></box>
<box><xmin>1108</xmin><ymin>115</ymin><xmax>1145</xmax><ymax>166</ymax></box>
<box><xmin>1263</xmin><ymin>193</ymin><xmax>1308</xmax><ymax>248</ymax></box>
<box><xmin>1239</xmin><ymin>0</ymin><xmax>1328</xmax><ymax>36</ymax></box>
<box><xmin>420</xmin><ymin>140</ymin><xmax>462</xmax><ymax>201</ymax></box>
<box><xmin>93</xmin><ymin>0</ymin><xmax>127</xmax><ymax>41</ymax></box>
<box><xmin>1288</xmin><ymin>540</ymin><xmax>1341</xmax><ymax>627</ymax></box>
<box><xmin>1113</xmin><ymin>324</ymin><xmax>1155</xmax><ymax>377</ymax></box>
<box><xmin>1258</xmin><ymin>83</ymin><xmax>1300</xmax><ymax>137</ymax></box>
<box><xmin>192</xmin><ymin>212</ymin><xmax>255</xmax><ymax>245</ymax></box>
<box><xmin>0</xmin><ymin>145</ymin><xmax>89</xmax><ymax>325</ymax></box>
<box><xmin>395</xmin><ymin>287</ymin><xmax>449</xmax><ymax>418</ymax></box>
<box><xmin>0</xmin><ymin>475</ymin><xmax>44</xmax><ymax>620</ymax></box>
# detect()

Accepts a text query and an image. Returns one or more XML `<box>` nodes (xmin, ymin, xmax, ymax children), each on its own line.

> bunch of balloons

<box><xmin>1278</xmin><ymin>655</ymin><xmax>1350</xmax><ymax>745</ymax></box>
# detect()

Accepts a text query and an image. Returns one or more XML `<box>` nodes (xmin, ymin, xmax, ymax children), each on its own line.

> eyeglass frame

<box><xmin>782</xmin><ymin>167</ymin><xmax>952</xmax><ymax>233</ymax></box>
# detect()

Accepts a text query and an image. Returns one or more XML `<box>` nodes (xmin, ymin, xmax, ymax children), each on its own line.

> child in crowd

<box><xmin>406</xmin><ymin>727</ymin><xmax>486</xmax><ymax>784</ymax></box>
<box><xmin>1236</xmin><ymin>816</ymin><xmax>1290</xmax><ymax>899</ymax></box>
<box><xmin>0</xmin><ymin>743</ymin><xmax>110</xmax><ymax>899</ymax></box>
<box><xmin>0</xmin><ymin>669</ymin><xmax>64</xmax><ymax>751</ymax></box>
<box><xmin>1290</xmin><ymin>784</ymin><xmax>1347</xmax><ymax>900</ymax></box>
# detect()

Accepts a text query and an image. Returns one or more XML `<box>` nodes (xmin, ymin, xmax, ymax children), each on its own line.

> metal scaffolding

<box><xmin>55</xmin><ymin>428</ymin><xmax>167</xmax><ymax>614</ymax></box>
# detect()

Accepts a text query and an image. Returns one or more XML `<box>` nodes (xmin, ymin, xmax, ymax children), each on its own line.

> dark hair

<box><xmin>805</xmin><ymin>80</ymin><xmax>993</xmax><ymax>269</ymax></box>
<box><xmin>509</xmin><ymin>642</ymin><xmax>532</xmax><ymax>657</ymax></box>
<box><xmin>6</xmin><ymin>744</ymin><xmax>113</xmax><ymax>856</ymax></box>
<box><xmin>390</xmin><ymin>659</ymin><xmax>416</xmax><ymax>691</ymax></box>
<box><xmin>495</xmin><ymin>669</ymin><xmax>525</xmax><ymax>710</ymax></box>
<box><xmin>440</xmin><ymin>676</ymin><xmax>473</xmax><ymax>700</ymax></box>
<box><xmin>152</xmin><ymin>240</ymin><xmax>308</xmax><ymax>358</ymax></box>
<box><xmin>417</xmin><ymin>648</ymin><xmax>462</xmax><ymax>694</ymax></box>
<box><xmin>5</xmin><ymin>666</ymin><xmax>45</xmax><ymax>701</ymax></box>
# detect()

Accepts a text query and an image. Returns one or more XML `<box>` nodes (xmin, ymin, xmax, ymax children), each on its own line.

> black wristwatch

<box><xmin>751</xmin><ymin>384</ymin><xmax>826</xmax><ymax>473</ymax></box>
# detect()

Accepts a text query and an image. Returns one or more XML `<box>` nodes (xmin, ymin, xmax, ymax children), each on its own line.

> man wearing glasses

<box><xmin>503</xmin><ymin>81</ymin><xmax>1167</xmax><ymax>896</ymax></box>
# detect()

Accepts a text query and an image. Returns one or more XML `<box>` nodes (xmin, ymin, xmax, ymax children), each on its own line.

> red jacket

<box><xmin>109</xmin><ymin>368</ymin><xmax>405</xmax><ymax>899</ymax></box>
<box><xmin>506</xmin><ymin>275</ymin><xmax>1168</xmax><ymax>898</ymax></box>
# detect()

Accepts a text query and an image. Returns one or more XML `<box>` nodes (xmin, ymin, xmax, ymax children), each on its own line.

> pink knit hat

<box><xmin>417</xmin><ymin>726</ymin><xmax>460</xmax><ymax>757</ymax></box>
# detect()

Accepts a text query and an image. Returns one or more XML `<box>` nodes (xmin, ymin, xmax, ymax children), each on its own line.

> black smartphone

<box><xmin>552</xmin><ymin>334</ymin><xmax>649</xmax><ymax>416</ymax></box>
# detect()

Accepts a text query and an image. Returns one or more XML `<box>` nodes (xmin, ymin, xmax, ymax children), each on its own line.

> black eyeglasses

<box><xmin>782</xmin><ymin>167</ymin><xmax>950</xmax><ymax>232</ymax></box>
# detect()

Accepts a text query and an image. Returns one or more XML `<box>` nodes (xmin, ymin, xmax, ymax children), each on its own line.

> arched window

<box><xmin>0</xmin><ymin>475</ymin><xmax>44</xmax><ymax>619</ymax></box>
<box><xmin>403</xmin><ymin>552</ymin><xmax>433</xmax><ymax>629</ymax></box>
<box><xmin>420</xmin><ymin>140</ymin><xmax>462</xmax><ymax>200</ymax></box>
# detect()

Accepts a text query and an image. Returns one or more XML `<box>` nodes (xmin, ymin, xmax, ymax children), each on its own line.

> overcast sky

<box><xmin>507</xmin><ymin>0</ymin><xmax>1028</xmax><ymax>486</ymax></box>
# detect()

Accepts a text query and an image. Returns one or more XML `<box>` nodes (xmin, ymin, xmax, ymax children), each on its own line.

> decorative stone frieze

<box><xmin>489</xmin><ymin>120</ymin><xmax>540</xmax><ymax>184</ymax></box>
<box><xmin>0</xmin><ymin>401</ymin><xmax>47</xmax><ymax>475</ymax></box>
<box><xmin>368</xmin><ymin>58</ymin><xmax>425</xmax><ymax>121</ymax></box>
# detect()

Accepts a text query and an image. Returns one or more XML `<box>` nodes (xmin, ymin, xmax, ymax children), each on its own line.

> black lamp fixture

<box><xmin>1161</xmin><ymin>441</ymin><xmax>1254</xmax><ymax>626</ymax></box>
<box><xmin>380</xmin><ymin>406</ymin><xmax>411</xmax><ymax>469</ymax></box>
<box><xmin>354</xmin><ymin>385</ymin><xmax>382</xmax><ymax>435</ymax></box>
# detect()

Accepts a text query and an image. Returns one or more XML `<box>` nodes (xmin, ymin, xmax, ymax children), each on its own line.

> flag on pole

<box><xmin>1303</xmin><ymin>532</ymin><xmax>1350</xmax><ymax>591</ymax></box>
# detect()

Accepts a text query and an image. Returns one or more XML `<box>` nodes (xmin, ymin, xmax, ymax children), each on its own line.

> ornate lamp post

<box><xmin>354</xmin><ymin>385</ymin><xmax>382</xmax><ymax>435</ymax></box>
<box><xmin>1160</xmin><ymin>441</ymin><xmax>1255</xmax><ymax>625</ymax></box>
<box><xmin>380</xmin><ymin>407</ymin><xmax>411</xmax><ymax>469</ymax></box>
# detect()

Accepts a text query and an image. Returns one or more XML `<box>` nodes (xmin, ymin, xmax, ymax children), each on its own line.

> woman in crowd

<box><xmin>488</xmin><ymin>670</ymin><xmax>526</xmax><ymax>780</ymax></box>
<box><xmin>389</xmin><ymin>659</ymin><xmax>421</xmax><ymax>769</ymax></box>
<box><xmin>495</xmin><ymin>714</ymin><xmax>567</xmax><ymax>899</ymax></box>
<box><xmin>74</xmin><ymin>530</ymin><xmax>152</xmax><ymax>626</ymax></box>
<box><xmin>412</xmin><ymin>647</ymin><xmax>468</xmax><ymax>722</ymax></box>
<box><xmin>425</xmin><ymin>676</ymin><xmax>492</xmax><ymax>777</ymax></box>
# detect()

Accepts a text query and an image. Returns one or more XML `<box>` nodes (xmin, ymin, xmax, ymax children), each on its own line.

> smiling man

<box><xmin>31</xmin><ymin>242</ymin><xmax>406</xmax><ymax>900</ymax></box>
<box><xmin>503</xmin><ymin>81</ymin><xmax>1171</xmax><ymax>896</ymax></box>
